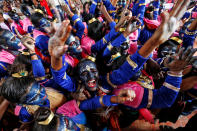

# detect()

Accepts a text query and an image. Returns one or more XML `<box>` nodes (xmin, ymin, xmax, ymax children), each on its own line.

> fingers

<box><xmin>160</xmin><ymin>11</ymin><xmax>170</xmax><ymax>26</ymax></box>
<box><xmin>175</xmin><ymin>0</ymin><xmax>190</xmax><ymax>20</ymax></box>
<box><xmin>169</xmin><ymin>0</ymin><xmax>184</xmax><ymax>17</ymax></box>
<box><xmin>186</xmin><ymin>48</ymin><xmax>197</xmax><ymax>62</ymax></box>
<box><xmin>55</xmin><ymin>20</ymin><xmax>72</xmax><ymax>42</ymax></box>
<box><xmin>189</xmin><ymin>56</ymin><xmax>197</xmax><ymax>65</ymax></box>
<box><xmin>181</xmin><ymin>46</ymin><xmax>192</xmax><ymax>60</ymax></box>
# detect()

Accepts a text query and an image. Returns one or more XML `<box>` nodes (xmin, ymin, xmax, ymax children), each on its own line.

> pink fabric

<box><xmin>97</xmin><ymin>17</ymin><xmax>103</xmax><ymax>23</ymax></box>
<box><xmin>128</xmin><ymin>42</ymin><xmax>138</xmax><ymax>55</ymax></box>
<box><xmin>128</xmin><ymin>30</ymin><xmax>138</xmax><ymax>55</ymax></box>
<box><xmin>144</xmin><ymin>18</ymin><xmax>160</xmax><ymax>29</ymax></box>
<box><xmin>193</xmin><ymin>84</ymin><xmax>197</xmax><ymax>90</ymax></box>
<box><xmin>0</xmin><ymin>50</ymin><xmax>16</xmax><ymax>64</ymax></box>
<box><xmin>65</xmin><ymin>54</ymin><xmax>75</xmax><ymax>67</ymax></box>
<box><xmin>171</xmin><ymin>31</ymin><xmax>179</xmax><ymax>37</ymax></box>
<box><xmin>192</xmin><ymin>12</ymin><xmax>197</xmax><ymax>19</ymax></box>
<box><xmin>33</xmin><ymin>29</ymin><xmax>47</xmax><ymax>39</ymax></box>
<box><xmin>14</xmin><ymin>105</ymin><xmax>22</xmax><ymax>116</ymax></box>
<box><xmin>21</xmin><ymin>17</ymin><xmax>32</xmax><ymax>32</ymax></box>
<box><xmin>81</xmin><ymin>23</ymin><xmax>95</xmax><ymax>55</ymax></box>
<box><xmin>113</xmin><ymin>81</ymin><xmax>144</xmax><ymax>108</ymax></box>
<box><xmin>56</xmin><ymin>100</ymin><xmax>82</xmax><ymax>117</ymax></box>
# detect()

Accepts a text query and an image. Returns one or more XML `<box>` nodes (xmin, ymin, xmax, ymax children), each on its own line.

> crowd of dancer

<box><xmin>0</xmin><ymin>0</ymin><xmax>197</xmax><ymax>130</ymax></box>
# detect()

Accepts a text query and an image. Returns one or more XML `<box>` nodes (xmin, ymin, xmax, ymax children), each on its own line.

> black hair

<box><xmin>30</xmin><ymin>12</ymin><xmax>44</xmax><ymax>28</ymax></box>
<box><xmin>8</xmin><ymin>10</ymin><xmax>17</xmax><ymax>19</ymax></box>
<box><xmin>20</xmin><ymin>4</ymin><xmax>31</xmax><ymax>17</ymax></box>
<box><xmin>0</xmin><ymin>76</ymin><xmax>35</xmax><ymax>103</ymax></box>
<box><xmin>88</xmin><ymin>20</ymin><xmax>104</xmax><ymax>41</ymax></box>
<box><xmin>30</xmin><ymin>107</ymin><xmax>58</xmax><ymax>131</ymax></box>
<box><xmin>144</xmin><ymin>6</ymin><xmax>154</xmax><ymax>20</ymax></box>
<box><xmin>8</xmin><ymin>50</ymin><xmax>32</xmax><ymax>75</ymax></box>
<box><xmin>0</xmin><ymin>28</ymin><xmax>7</xmax><ymax>47</ymax></box>
<box><xmin>157</xmin><ymin>39</ymin><xmax>180</xmax><ymax>58</ymax></box>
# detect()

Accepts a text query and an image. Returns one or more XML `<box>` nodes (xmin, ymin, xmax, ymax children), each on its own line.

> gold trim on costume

<box><xmin>170</xmin><ymin>37</ymin><xmax>183</xmax><ymax>44</ymax></box>
<box><xmin>147</xmin><ymin>89</ymin><xmax>153</xmax><ymax>108</ymax></box>
<box><xmin>111</xmin><ymin>52</ymin><xmax>121</xmax><ymax>60</ymax></box>
<box><xmin>139</xmin><ymin>3</ymin><xmax>146</xmax><ymax>6</ymax></box>
<box><xmin>77</xmin><ymin>124</ymin><xmax>86</xmax><ymax>131</ymax></box>
<box><xmin>185</xmin><ymin>29</ymin><xmax>196</xmax><ymax>36</ymax></box>
<box><xmin>108</xmin><ymin>10</ymin><xmax>116</xmax><ymax>14</ymax></box>
<box><xmin>99</xmin><ymin>96</ymin><xmax>105</xmax><ymax>107</ymax></box>
<box><xmin>163</xmin><ymin>82</ymin><xmax>180</xmax><ymax>92</ymax></box>
<box><xmin>107</xmin><ymin>43</ymin><xmax>113</xmax><ymax>51</ymax></box>
<box><xmin>24</xmin><ymin>105</ymin><xmax>40</xmax><ymax>115</ymax></box>
<box><xmin>103</xmin><ymin>37</ymin><xmax>107</xmax><ymax>44</ymax></box>
<box><xmin>35</xmin><ymin>9</ymin><xmax>44</xmax><ymax>14</ymax></box>
<box><xmin>35</xmin><ymin>76</ymin><xmax>46</xmax><ymax>81</ymax></box>
<box><xmin>167</xmin><ymin>71</ymin><xmax>182</xmax><ymax>77</ymax></box>
<box><xmin>87</xmin><ymin>55</ymin><xmax>96</xmax><ymax>62</ymax></box>
<box><xmin>38</xmin><ymin>111</ymin><xmax>55</xmax><ymax>125</ymax></box>
<box><xmin>88</xmin><ymin>18</ymin><xmax>97</xmax><ymax>24</ymax></box>
<box><xmin>119</xmin><ymin>28</ymin><xmax>126</xmax><ymax>32</ymax></box>
<box><xmin>0</xmin><ymin>63</ymin><xmax>7</xmax><ymax>71</ymax></box>
<box><xmin>107</xmin><ymin>73</ymin><xmax>117</xmax><ymax>88</ymax></box>
<box><xmin>126</xmin><ymin>56</ymin><xmax>137</xmax><ymax>69</ymax></box>
<box><xmin>154</xmin><ymin>8</ymin><xmax>159</xmax><ymax>11</ymax></box>
<box><xmin>21</xmin><ymin>51</ymin><xmax>30</xmax><ymax>56</ymax></box>
<box><xmin>74</xmin><ymin>18</ymin><xmax>80</xmax><ymax>25</ymax></box>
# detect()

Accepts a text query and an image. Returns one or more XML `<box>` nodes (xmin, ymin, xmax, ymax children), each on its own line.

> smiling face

<box><xmin>78</xmin><ymin>60</ymin><xmax>99</xmax><ymax>92</ymax></box>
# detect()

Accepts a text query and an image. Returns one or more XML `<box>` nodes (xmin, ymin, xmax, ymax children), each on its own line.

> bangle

<box><xmin>30</xmin><ymin>53</ymin><xmax>37</xmax><ymax>57</ymax></box>
<box><xmin>185</xmin><ymin>29</ymin><xmax>197</xmax><ymax>36</ymax></box>
<box><xmin>167</xmin><ymin>71</ymin><xmax>183</xmax><ymax>77</ymax></box>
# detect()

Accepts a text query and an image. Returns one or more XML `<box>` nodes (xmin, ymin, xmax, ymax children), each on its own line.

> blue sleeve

<box><xmin>103</xmin><ymin>33</ymin><xmax>127</xmax><ymax>57</ymax></box>
<box><xmin>32</xmin><ymin>59</ymin><xmax>45</xmax><ymax>77</ymax></box>
<box><xmin>109</xmin><ymin>21</ymin><xmax>116</xmax><ymax>29</ymax></box>
<box><xmin>182</xmin><ymin>12</ymin><xmax>191</xmax><ymax>20</ymax></box>
<box><xmin>12</xmin><ymin>26</ymin><xmax>16</xmax><ymax>35</ymax></box>
<box><xmin>19</xmin><ymin>107</ymin><xmax>33</xmax><ymax>122</ymax></box>
<box><xmin>139</xmin><ymin>75</ymin><xmax>182</xmax><ymax>109</ymax></box>
<box><xmin>51</xmin><ymin>55</ymin><xmax>76</xmax><ymax>92</ymax></box>
<box><xmin>103</xmin><ymin>0</ymin><xmax>116</xmax><ymax>19</ymax></box>
<box><xmin>132</xmin><ymin>0</ymin><xmax>146</xmax><ymax>24</ymax></box>
<box><xmin>182</xmin><ymin>28</ymin><xmax>197</xmax><ymax>49</ymax></box>
<box><xmin>35</xmin><ymin>35</ymin><xmax>49</xmax><ymax>51</ymax></box>
<box><xmin>91</xmin><ymin>28</ymin><xmax>119</xmax><ymax>53</ymax></box>
<box><xmin>89</xmin><ymin>0</ymin><xmax>97</xmax><ymax>14</ymax></box>
<box><xmin>79</xmin><ymin>95</ymin><xmax>117</xmax><ymax>110</ymax></box>
<box><xmin>71</xmin><ymin>14</ymin><xmax>85</xmax><ymax>39</ymax></box>
<box><xmin>105</xmin><ymin>51</ymin><xmax>148</xmax><ymax>86</ymax></box>
<box><xmin>153</xmin><ymin>0</ymin><xmax>160</xmax><ymax>20</ymax></box>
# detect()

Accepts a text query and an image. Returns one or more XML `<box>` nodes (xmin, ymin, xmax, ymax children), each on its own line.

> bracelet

<box><xmin>30</xmin><ymin>53</ymin><xmax>37</xmax><ymax>57</ymax></box>
<box><xmin>167</xmin><ymin>71</ymin><xmax>183</xmax><ymax>77</ymax></box>
<box><xmin>185</xmin><ymin>29</ymin><xmax>197</xmax><ymax>36</ymax></box>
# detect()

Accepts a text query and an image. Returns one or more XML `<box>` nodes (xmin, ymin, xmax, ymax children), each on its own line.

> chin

<box><xmin>87</xmin><ymin>86</ymin><xmax>97</xmax><ymax>92</ymax></box>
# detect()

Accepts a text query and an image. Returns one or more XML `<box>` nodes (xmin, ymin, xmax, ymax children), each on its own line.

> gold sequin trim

<box><xmin>99</xmin><ymin>96</ymin><xmax>105</xmax><ymax>107</ymax></box>
<box><xmin>0</xmin><ymin>63</ymin><xmax>7</xmax><ymax>71</ymax></box>
<box><xmin>126</xmin><ymin>56</ymin><xmax>137</xmax><ymax>69</ymax></box>
<box><xmin>74</xmin><ymin>18</ymin><xmax>80</xmax><ymax>25</ymax></box>
<box><xmin>35</xmin><ymin>76</ymin><xmax>46</xmax><ymax>81</ymax></box>
<box><xmin>107</xmin><ymin>43</ymin><xmax>113</xmax><ymax>51</ymax></box>
<box><xmin>163</xmin><ymin>82</ymin><xmax>180</xmax><ymax>92</ymax></box>
<box><xmin>147</xmin><ymin>89</ymin><xmax>153</xmax><ymax>108</ymax></box>
<box><xmin>106</xmin><ymin>73</ymin><xmax>117</xmax><ymax>88</ymax></box>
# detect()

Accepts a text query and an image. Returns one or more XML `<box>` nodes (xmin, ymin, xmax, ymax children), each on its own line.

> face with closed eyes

<box><xmin>22</xmin><ymin>82</ymin><xmax>48</xmax><ymax>106</ymax></box>
<box><xmin>78</xmin><ymin>60</ymin><xmax>99</xmax><ymax>92</ymax></box>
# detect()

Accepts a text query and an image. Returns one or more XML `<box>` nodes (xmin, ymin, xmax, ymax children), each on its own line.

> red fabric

<box><xmin>35</xmin><ymin>47</ymin><xmax>51</xmax><ymax>64</ymax></box>
<box><xmin>11</xmin><ymin>21</ymin><xmax>27</xmax><ymax>35</ymax></box>
<box><xmin>40</xmin><ymin>0</ymin><xmax>53</xmax><ymax>17</ymax></box>
<box><xmin>139</xmin><ymin>108</ymin><xmax>154</xmax><ymax>123</ymax></box>
<box><xmin>144</xmin><ymin>18</ymin><xmax>160</xmax><ymax>30</ymax></box>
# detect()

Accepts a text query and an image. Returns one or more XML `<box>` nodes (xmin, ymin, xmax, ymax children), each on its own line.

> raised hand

<box><xmin>139</xmin><ymin>0</ymin><xmax>190</xmax><ymax>58</ymax></box>
<box><xmin>152</xmin><ymin>0</ymin><xmax>190</xmax><ymax>46</ymax></box>
<box><xmin>48</xmin><ymin>20</ymin><xmax>72</xmax><ymax>59</ymax></box>
<box><xmin>21</xmin><ymin>35</ymin><xmax>35</xmax><ymax>53</ymax></box>
<box><xmin>164</xmin><ymin>47</ymin><xmax>197</xmax><ymax>72</ymax></box>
